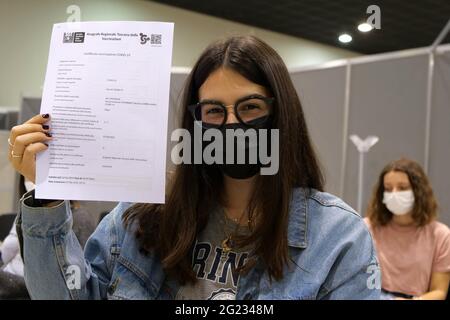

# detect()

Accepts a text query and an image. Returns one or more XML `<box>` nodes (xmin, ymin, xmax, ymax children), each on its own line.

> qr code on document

<box><xmin>151</xmin><ymin>34</ymin><xmax>162</xmax><ymax>45</ymax></box>
<box><xmin>63</xmin><ymin>32</ymin><xmax>74</xmax><ymax>43</ymax></box>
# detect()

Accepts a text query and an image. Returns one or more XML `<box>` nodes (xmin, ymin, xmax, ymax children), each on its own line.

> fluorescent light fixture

<box><xmin>358</xmin><ymin>23</ymin><xmax>373</xmax><ymax>32</ymax></box>
<box><xmin>338</xmin><ymin>34</ymin><xmax>352</xmax><ymax>43</ymax></box>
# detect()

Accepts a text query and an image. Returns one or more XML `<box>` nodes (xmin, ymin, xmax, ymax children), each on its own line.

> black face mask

<box><xmin>202</xmin><ymin>116</ymin><xmax>272</xmax><ymax>180</ymax></box>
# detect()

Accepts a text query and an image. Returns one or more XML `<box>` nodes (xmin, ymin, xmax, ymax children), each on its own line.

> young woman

<box><xmin>8</xmin><ymin>35</ymin><xmax>379</xmax><ymax>300</ymax></box>
<box><xmin>365</xmin><ymin>158</ymin><xmax>450</xmax><ymax>300</ymax></box>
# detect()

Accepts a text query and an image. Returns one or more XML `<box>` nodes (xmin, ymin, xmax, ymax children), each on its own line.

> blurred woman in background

<box><xmin>365</xmin><ymin>158</ymin><xmax>450</xmax><ymax>300</ymax></box>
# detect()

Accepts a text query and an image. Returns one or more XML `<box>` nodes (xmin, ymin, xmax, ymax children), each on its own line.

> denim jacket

<box><xmin>17</xmin><ymin>188</ymin><xmax>380</xmax><ymax>300</ymax></box>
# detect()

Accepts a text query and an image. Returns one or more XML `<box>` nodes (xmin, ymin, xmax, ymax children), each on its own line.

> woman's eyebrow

<box><xmin>237</xmin><ymin>93</ymin><xmax>268</xmax><ymax>100</ymax></box>
<box><xmin>198</xmin><ymin>98</ymin><xmax>223</xmax><ymax>104</ymax></box>
<box><xmin>199</xmin><ymin>93</ymin><xmax>267</xmax><ymax>104</ymax></box>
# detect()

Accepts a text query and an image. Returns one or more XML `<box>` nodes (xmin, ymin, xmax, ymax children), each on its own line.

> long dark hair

<box><xmin>366</xmin><ymin>158</ymin><xmax>438</xmax><ymax>227</ymax></box>
<box><xmin>124</xmin><ymin>35</ymin><xmax>324</xmax><ymax>284</ymax></box>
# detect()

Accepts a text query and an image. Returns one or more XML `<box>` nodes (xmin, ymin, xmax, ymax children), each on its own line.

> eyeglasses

<box><xmin>188</xmin><ymin>94</ymin><xmax>274</xmax><ymax>128</ymax></box>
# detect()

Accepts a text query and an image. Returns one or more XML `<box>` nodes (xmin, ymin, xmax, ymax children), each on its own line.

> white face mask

<box><xmin>383</xmin><ymin>190</ymin><xmax>415</xmax><ymax>215</ymax></box>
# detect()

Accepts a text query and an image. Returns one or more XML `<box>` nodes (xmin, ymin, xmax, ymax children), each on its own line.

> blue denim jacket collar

<box><xmin>236</xmin><ymin>187</ymin><xmax>309</xmax><ymax>299</ymax></box>
<box><xmin>287</xmin><ymin>188</ymin><xmax>308</xmax><ymax>249</ymax></box>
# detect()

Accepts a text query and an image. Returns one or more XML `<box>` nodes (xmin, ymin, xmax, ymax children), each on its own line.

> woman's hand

<box><xmin>8</xmin><ymin>114</ymin><xmax>53</xmax><ymax>184</ymax></box>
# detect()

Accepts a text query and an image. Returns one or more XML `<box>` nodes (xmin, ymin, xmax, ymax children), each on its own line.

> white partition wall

<box><xmin>429</xmin><ymin>50</ymin><xmax>450</xmax><ymax>224</ymax></box>
<box><xmin>291</xmin><ymin>66</ymin><xmax>347</xmax><ymax>196</ymax></box>
<box><xmin>344</xmin><ymin>54</ymin><xmax>429</xmax><ymax>214</ymax></box>
<box><xmin>290</xmin><ymin>44</ymin><xmax>450</xmax><ymax>226</ymax></box>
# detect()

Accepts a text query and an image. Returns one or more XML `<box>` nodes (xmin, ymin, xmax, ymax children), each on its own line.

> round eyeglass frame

<box><xmin>188</xmin><ymin>94</ymin><xmax>275</xmax><ymax>128</ymax></box>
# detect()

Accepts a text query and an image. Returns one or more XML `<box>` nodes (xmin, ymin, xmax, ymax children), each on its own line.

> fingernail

<box><xmin>42</xmin><ymin>125</ymin><xmax>49</xmax><ymax>130</ymax></box>
<box><xmin>45</xmin><ymin>132</ymin><xmax>52</xmax><ymax>137</ymax></box>
<box><xmin>44</xmin><ymin>143</ymin><xmax>49</xmax><ymax>147</ymax></box>
<box><xmin>42</xmin><ymin>114</ymin><xmax>50</xmax><ymax>118</ymax></box>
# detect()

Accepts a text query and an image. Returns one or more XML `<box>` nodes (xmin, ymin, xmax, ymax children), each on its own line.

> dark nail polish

<box><xmin>45</xmin><ymin>132</ymin><xmax>52</xmax><ymax>137</ymax></box>
<box><xmin>44</xmin><ymin>143</ymin><xmax>49</xmax><ymax>147</ymax></box>
<box><xmin>42</xmin><ymin>114</ymin><xmax>50</xmax><ymax>118</ymax></box>
<box><xmin>42</xmin><ymin>125</ymin><xmax>49</xmax><ymax>130</ymax></box>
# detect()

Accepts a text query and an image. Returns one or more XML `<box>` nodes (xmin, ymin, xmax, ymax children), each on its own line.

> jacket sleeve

<box><xmin>318</xmin><ymin>216</ymin><xmax>381</xmax><ymax>300</ymax></box>
<box><xmin>18</xmin><ymin>191</ymin><xmax>127</xmax><ymax>300</ymax></box>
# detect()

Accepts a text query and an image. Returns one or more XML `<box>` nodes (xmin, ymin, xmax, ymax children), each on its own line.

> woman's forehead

<box><xmin>384</xmin><ymin>171</ymin><xmax>410</xmax><ymax>184</ymax></box>
<box><xmin>198</xmin><ymin>67</ymin><xmax>269</xmax><ymax>102</ymax></box>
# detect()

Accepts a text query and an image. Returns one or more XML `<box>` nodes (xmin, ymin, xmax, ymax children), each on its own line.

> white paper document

<box><xmin>36</xmin><ymin>21</ymin><xmax>174</xmax><ymax>203</ymax></box>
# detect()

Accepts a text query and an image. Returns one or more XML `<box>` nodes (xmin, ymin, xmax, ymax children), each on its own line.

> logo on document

<box><xmin>63</xmin><ymin>32</ymin><xmax>85</xmax><ymax>43</ymax></box>
<box><xmin>139</xmin><ymin>33</ymin><xmax>162</xmax><ymax>45</ymax></box>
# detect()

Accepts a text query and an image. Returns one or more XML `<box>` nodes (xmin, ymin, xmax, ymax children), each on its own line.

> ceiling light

<box><xmin>338</xmin><ymin>34</ymin><xmax>352</xmax><ymax>43</ymax></box>
<box><xmin>358</xmin><ymin>23</ymin><xmax>373</xmax><ymax>32</ymax></box>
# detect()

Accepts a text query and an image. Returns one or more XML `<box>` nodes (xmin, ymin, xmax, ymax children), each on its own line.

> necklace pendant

<box><xmin>221</xmin><ymin>238</ymin><xmax>231</xmax><ymax>261</ymax></box>
<box><xmin>221</xmin><ymin>237</ymin><xmax>233</xmax><ymax>253</ymax></box>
